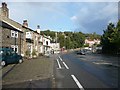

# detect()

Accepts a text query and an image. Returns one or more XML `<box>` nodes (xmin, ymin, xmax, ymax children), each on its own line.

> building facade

<box><xmin>0</xmin><ymin>20</ymin><xmax>23</xmax><ymax>54</ymax></box>
<box><xmin>0</xmin><ymin>2</ymin><xmax>54</xmax><ymax>57</ymax></box>
<box><xmin>50</xmin><ymin>43</ymin><xmax>60</xmax><ymax>54</ymax></box>
<box><xmin>43</xmin><ymin>35</ymin><xmax>51</xmax><ymax>54</ymax></box>
<box><xmin>85</xmin><ymin>39</ymin><xmax>100</xmax><ymax>47</ymax></box>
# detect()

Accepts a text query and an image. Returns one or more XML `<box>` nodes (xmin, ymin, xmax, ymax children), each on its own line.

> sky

<box><xmin>0</xmin><ymin>0</ymin><xmax>119</xmax><ymax>35</ymax></box>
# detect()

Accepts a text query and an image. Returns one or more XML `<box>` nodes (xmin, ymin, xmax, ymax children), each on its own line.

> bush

<box><xmin>84</xmin><ymin>43</ymin><xmax>89</xmax><ymax>47</ymax></box>
<box><xmin>25</xmin><ymin>50</ymin><xmax>30</xmax><ymax>56</ymax></box>
<box><xmin>32</xmin><ymin>49</ymin><xmax>37</xmax><ymax>56</ymax></box>
<box><xmin>39</xmin><ymin>53</ymin><xmax>44</xmax><ymax>56</ymax></box>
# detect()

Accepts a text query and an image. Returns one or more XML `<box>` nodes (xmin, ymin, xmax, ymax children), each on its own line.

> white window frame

<box><xmin>15</xmin><ymin>45</ymin><xmax>18</xmax><ymax>53</ymax></box>
<box><xmin>11</xmin><ymin>30</ymin><xmax>15</xmax><ymax>37</ymax></box>
<box><xmin>26</xmin><ymin>32</ymin><xmax>32</xmax><ymax>39</ymax></box>
<box><xmin>15</xmin><ymin>32</ymin><xmax>18</xmax><ymax>38</ymax></box>
<box><xmin>11</xmin><ymin>45</ymin><xmax>18</xmax><ymax>53</ymax></box>
<box><xmin>11</xmin><ymin>30</ymin><xmax>18</xmax><ymax>38</ymax></box>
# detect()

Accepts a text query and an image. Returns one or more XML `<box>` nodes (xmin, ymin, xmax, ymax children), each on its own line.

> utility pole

<box><xmin>55</xmin><ymin>32</ymin><xmax>57</xmax><ymax>44</ymax></box>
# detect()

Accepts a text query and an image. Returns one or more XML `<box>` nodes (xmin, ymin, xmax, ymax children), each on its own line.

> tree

<box><xmin>101</xmin><ymin>21</ymin><xmax>120</xmax><ymax>54</ymax></box>
<box><xmin>72</xmin><ymin>32</ymin><xmax>85</xmax><ymax>48</ymax></box>
<box><xmin>41</xmin><ymin>30</ymin><xmax>100</xmax><ymax>50</ymax></box>
<box><xmin>58</xmin><ymin>34</ymin><xmax>65</xmax><ymax>48</ymax></box>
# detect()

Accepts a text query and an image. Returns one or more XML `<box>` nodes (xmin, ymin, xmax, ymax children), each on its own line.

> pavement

<box><xmin>1</xmin><ymin>56</ymin><xmax>54</xmax><ymax>89</ymax></box>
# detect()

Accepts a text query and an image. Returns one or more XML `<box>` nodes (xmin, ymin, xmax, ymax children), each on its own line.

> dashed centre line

<box><xmin>71</xmin><ymin>75</ymin><xmax>84</xmax><ymax>90</ymax></box>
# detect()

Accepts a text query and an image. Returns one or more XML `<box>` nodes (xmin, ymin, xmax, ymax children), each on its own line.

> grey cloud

<box><xmin>71</xmin><ymin>2</ymin><xmax>118</xmax><ymax>34</ymax></box>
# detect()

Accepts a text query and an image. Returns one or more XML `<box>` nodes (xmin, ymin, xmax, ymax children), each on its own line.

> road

<box><xmin>54</xmin><ymin>51</ymin><xmax>119</xmax><ymax>89</ymax></box>
<box><xmin>1</xmin><ymin>51</ymin><xmax>119</xmax><ymax>89</ymax></box>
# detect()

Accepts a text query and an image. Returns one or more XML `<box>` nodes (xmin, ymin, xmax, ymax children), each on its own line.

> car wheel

<box><xmin>1</xmin><ymin>61</ymin><xmax>6</xmax><ymax>67</ymax></box>
<box><xmin>19</xmin><ymin>59</ymin><xmax>23</xmax><ymax>63</ymax></box>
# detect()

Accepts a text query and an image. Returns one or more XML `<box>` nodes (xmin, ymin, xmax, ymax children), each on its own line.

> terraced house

<box><xmin>0</xmin><ymin>2</ymin><xmax>44</xmax><ymax>57</ymax></box>
<box><xmin>0</xmin><ymin>2</ymin><xmax>55</xmax><ymax>58</ymax></box>
<box><xmin>0</xmin><ymin>2</ymin><xmax>24</xmax><ymax>55</ymax></box>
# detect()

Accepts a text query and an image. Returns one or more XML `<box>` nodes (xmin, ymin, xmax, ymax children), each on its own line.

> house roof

<box><xmin>0</xmin><ymin>20</ymin><xmax>23</xmax><ymax>33</ymax></box>
<box><xmin>0</xmin><ymin>16</ymin><xmax>37</xmax><ymax>33</ymax></box>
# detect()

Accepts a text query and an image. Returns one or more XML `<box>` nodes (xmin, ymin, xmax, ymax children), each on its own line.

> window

<box><xmin>11</xmin><ymin>30</ymin><xmax>15</xmax><ymax>37</ymax></box>
<box><xmin>26</xmin><ymin>32</ymin><xmax>32</xmax><ymax>39</ymax></box>
<box><xmin>15</xmin><ymin>45</ymin><xmax>18</xmax><ymax>53</ymax></box>
<box><xmin>6</xmin><ymin>51</ymin><xmax>11</xmax><ymax>56</ymax></box>
<box><xmin>15</xmin><ymin>32</ymin><xmax>18</xmax><ymax>38</ymax></box>
<box><xmin>11</xmin><ymin>30</ymin><xmax>18</xmax><ymax>38</ymax></box>
<box><xmin>46</xmin><ymin>41</ymin><xmax>48</xmax><ymax>45</ymax></box>
<box><xmin>11</xmin><ymin>45</ymin><xmax>18</xmax><ymax>53</ymax></box>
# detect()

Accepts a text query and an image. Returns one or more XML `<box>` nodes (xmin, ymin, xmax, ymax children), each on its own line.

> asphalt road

<box><xmin>1</xmin><ymin>52</ymin><xmax>119</xmax><ymax>89</ymax></box>
<box><xmin>54</xmin><ymin>51</ymin><xmax>119</xmax><ymax>89</ymax></box>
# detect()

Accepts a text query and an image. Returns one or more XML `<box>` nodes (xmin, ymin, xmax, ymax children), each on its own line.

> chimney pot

<box><xmin>37</xmin><ymin>25</ymin><xmax>40</xmax><ymax>29</ymax></box>
<box><xmin>23</xmin><ymin>20</ymin><xmax>28</xmax><ymax>27</ymax></box>
<box><xmin>2</xmin><ymin>2</ymin><xmax>7</xmax><ymax>7</ymax></box>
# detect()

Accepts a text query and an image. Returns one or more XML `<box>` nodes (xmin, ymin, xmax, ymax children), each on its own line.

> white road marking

<box><xmin>59</xmin><ymin>56</ymin><xmax>63</xmax><ymax>61</ymax></box>
<box><xmin>57</xmin><ymin>59</ymin><xmax>62</xmax><ymax>69</ymax></box>
<box><xmin>71</xmin><ymin>75</ymin><xmax>84</xmax><ymax>90</ymax></box>
<box><xmin>63</xmin><ymin>62</ymin><xmax>69</xmax><ymax>69</ymax></box>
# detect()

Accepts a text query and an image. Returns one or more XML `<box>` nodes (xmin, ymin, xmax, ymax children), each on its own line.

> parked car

<box><xmin>76</xmin><ymin>50</ymin><xmax>85</xmax><ymax>55</ymax></box>
<box><xmin>0</xmin><ymin>48</ymin><xmax>23</xmax><ymax>67</ymax></box>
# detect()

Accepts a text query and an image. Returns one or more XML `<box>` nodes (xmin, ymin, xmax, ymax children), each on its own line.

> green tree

<box><xmin>58</xmin><ymin>34</ymin><xmax>65</xmax><ymax>48</ymax></box>
<box><xmin>101</xmin><ymin>21</ymin><xmax>120</xmax><ymax>54</ymax></box>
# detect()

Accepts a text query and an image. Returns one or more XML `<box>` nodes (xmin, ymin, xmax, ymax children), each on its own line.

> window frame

<box><xmin>11</xmin><ymin>30</ymin><xmax>15</xmax><ymax>37</ymax></box>
<box><xmin>11</xmin><ymin>45</ymin><xmax>18</xmax><ymax>53</ymax></box>
<box><xmin>11</xmin><ymin>30</ymin><xmax>18</xmax><ymax>38</ymax></box>
<box><xmin>15</xmin><ymin>31</ymin><xmax>18</xmax><ymax>38</ymax></box>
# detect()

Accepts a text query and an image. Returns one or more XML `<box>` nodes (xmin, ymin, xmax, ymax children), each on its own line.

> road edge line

<box><xmin>56</xmin><ymin>59</ymin><xmax>62</xmax><ymax>69</ymax></box>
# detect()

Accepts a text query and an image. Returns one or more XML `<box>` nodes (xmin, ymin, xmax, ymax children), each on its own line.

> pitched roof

<box><xmin>0</xmin><ymin>20</ymin><xmax>23</xmax><ymax>33</ymax></box>
<box><xmin>0</xmin><ymin>16</ymin><xmax>35</xmax><ymax>33</ymax></box>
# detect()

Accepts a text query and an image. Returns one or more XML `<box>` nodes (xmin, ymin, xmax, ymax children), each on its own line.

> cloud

<box><xmin>7</xmin><ymin>2</ymin><xmax>70</xmax><ymax>29</ymax></box>
<box><xmin>70</xmin><ymin>2</ymin><xmax>118</xmax><ymax>34</ymax></box>
<box><xmin>70</xmin><ymin>16</ymin><xmax>77</xmax><ymax>21</ymax></box>
<box><xmin>2</xmin><ymin>2</ymin><xmax>118</xmax><ymax>34</ymax></box>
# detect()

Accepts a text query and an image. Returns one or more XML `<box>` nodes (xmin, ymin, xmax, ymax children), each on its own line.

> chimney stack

<box><xmin>23</xmin><ymin>20</ymin><xmax>28</xmax><ymax>27</ymax></box>
<box><xmin>2</xmin><ymin>2</ymin><xmax>7</xmax><ymax>7</ymax></box>
<box><xmin>0</xmin><ymin>2</ymin><xmax>9</xmax><ymax>18</ymax></box>
<box><xmin>36</xmin><ymin>25</ymin><xmax>40</xmax><ymax>34</ymax></box>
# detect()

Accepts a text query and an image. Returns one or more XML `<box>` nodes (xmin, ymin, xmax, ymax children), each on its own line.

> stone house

<box><xmin>39</xmin><ymin>35</ymin><xmax>44</xmax><ymax>54</ymax></box>
<box><xmin>0</xmin><ymin>2</ymin><xmax>24</xmax><ymax>55</ymax></box>
<box><xmin>24</xmin><ymin>23</ymin><xmax>41</xmax><ymax>57</ymax></box>
<box><xmin>0</xmin><ymin>2</ymin><xmax>39</xmax><ymax>57</ymax></box>
<box><xmin>22</xmin><ymin>20</ymin><xmax>42</xmax><ymax>57</ymax></box>
<box><xmin>0</xmin><ymin>20</ymin><xmax>23</xmax><ymax>55</ymax></box>
<box><xmin>0</xmin><ymin>2</ymin><xmax>52</xmax><ymax>57</ymax></box>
